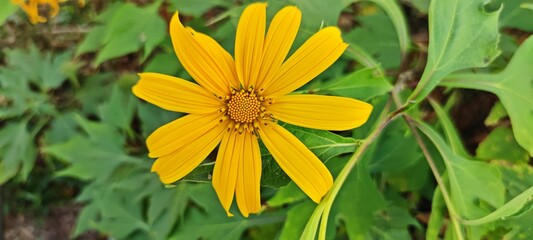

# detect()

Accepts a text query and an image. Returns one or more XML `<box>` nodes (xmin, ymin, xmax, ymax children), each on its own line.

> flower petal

<box><xmin>151</xmin><ymin>119</ymin><xmax>229</xmax><ymax>184</ymax></box>
<box><xmin>256</xmin><ymin>6</ymin><xmax>301</xmax><ymax>90</ymax></box>
<box><xmin>170</xmin><ymin>12</ymin><xmax>234</xmax><ymax>96</ymax></box>
<box><xmin>235</xmin><ymin>2</ymin><xmax>267</xmax><ymax>88</ymax></box>
<box><xmin>268</xmin><ymin>95</ymin><xmax>373</xmax><ymax>131</ymax></box>
<box><xmin>133</xmin><ymin>73</ymin><xmax>223</xmax><ymax>114</ymax></box>
<box><xmin>262</xmin><ymin>27</ymin><xmax>348</xmax><ymax>97</ymax></box>
<box><xmin>212</xmin><ymin>130</ymin><xmax>243</xmax><ymax>216</ymax></box>
<box><xmin>235</xmin><ymin>132</ymin><xmax>262</xmax><ymax>217</ymax></box>
<box><xmin>258</xmin><ymin>121</ymin><xmax>333</xmax><ymax>203</ymax></box>
<box><xmin>146</xmin><ymin>113</ymin><xmax>223</xmax><ymax>158</ymax></box>
<box><xmin>189</xmin><ymin>28</ymin><xmax>240</xmax><ymax>89</ymax></box>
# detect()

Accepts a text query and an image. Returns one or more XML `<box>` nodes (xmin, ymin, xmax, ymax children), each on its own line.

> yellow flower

<box><xmin>132</xmin><ymin>3</ymin><xmax>372</xmax><ymax>217</ymax></box>
<box><xmin>11</xmin><ymin>0</ymin><xmax>84</xmax><ymax>24</ymax></box>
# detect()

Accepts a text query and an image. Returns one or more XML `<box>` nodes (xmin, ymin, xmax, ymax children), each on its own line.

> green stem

<box><xmin>315</xmin><ymin>101</ymin><xmax>397</xmax><ymax>240</ymax></box>
<box><xmin>391</xmin><ymin>81</ymin><xmax>465</xmax><ymax>240</ymax></box>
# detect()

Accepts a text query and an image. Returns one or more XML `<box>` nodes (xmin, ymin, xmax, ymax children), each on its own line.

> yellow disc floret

<box><xmin>227</xmin><ymin>88</ymin><xmax>261</xmax><ymax>123</ymax></box>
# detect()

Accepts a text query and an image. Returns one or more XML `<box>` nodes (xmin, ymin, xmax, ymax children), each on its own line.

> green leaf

<box><xmin>261</xmin><ymin>124</ymin><xmax>360</xmax><ymax>188</ymax></box>
<box><xmin>3</xmin><ymin>46</ymin><xmax>72</xmax><ymax>91</ymax></box>
<box><xmin>427</xmin><ymin>188</ymin><xmax>447</xmax><ymax>240</ymax></box>
<box><xmin>484</xmin><ymin>101</ymin><xmax>508</xmax><ymax>126</ymax></box>
<box><xmin>461</xmin><ymin>186</ymin><xmax>533</xmax><ymax>225</ymax></box>
<box><xmin>267</xmin><ymin>183</ymin><xmax>307</xmax><ymax>207</ymax></box>
<box><xmin>169</xmin><ymin>0</ymin><xmax>233</xmax><ymax>17</ymax></box>
<box><xmin>409</xmin><ymin>0</ymin><xmax>501</xmax><ymax>103</ymax></box>
<box><xmin>0</xmin><ymin>0</ymin><xmax>18</xmax><ymax>25</ymax></box>
<box><xmin>143</xmin><ymin>52</ymin><xmax>182</xmax><ymax>76</ymax></box>
<box><xmin>316</xmin><ymin>67</ymin><xmax>392</xmax><ymax>101</ymax></box>
<box><xmin>403</xmin><ymin>0</ymin><xmax>430</xmax><ymax>13</ymax></box>
<box><xmin>77</xmin><ymin>1</ymin><xmax>166</xmax><ymax>66</ymax></box>
<box><xmin>476</xmin><ymin>126</ymin><xmax>529</xmax><ymax>163</ymax></box>
<box><xmin>365</xmin><ymin>0</ymin><xmax>411</xmax><ymax>56</ymax></box>
<box><xmin>415</xmin><ymin>120</ymin><xmax>506</xmax><ymax>221</ymax></box>
<box><xmin>98</xmin><ymin>84</ymin><xmax>137</xmax><ymax>133</ymax></box>
<box><xmin>170</xmin><ymin>184</ymin><xmax>285</xmax><ymax>240</ymax></box>
<box><xmin>430</xmin><ymin>99</ymin><xmax>471</xmax><ymax>158</ymax></box>
<box><xmin>498</xmin><ymin>0</ymin><xmax>533</xmax><ymax>31</ymax></box>
<box><xmin>441</xmin><ymin>35</ymin><xmax>533</xmax><ymax>156</ymax></box>
<box><xmin>42</xmin><ymin>112</ymin><xmax>79</xmax><ymax>145</ymax></box>
<box><xmin>333</xmin><ymin>160</ymin><xmax>387</xmax><ymax>239</ymax></box>
<box><xmin>75</xmin><ymin>73</ymin><xmax>114</xmax><ymax>115</ymax></box>
<box><xmin>137</xmin><ymin>102</ymin><xmax>182</xmax><ymax>138</ymax></box>
<box><xmin>344</xmin><ymin>8</ymin><xmax>401</xmax><ymax>69</ymax></box>
<box><xmin>278</xmin><ymin>200</ymin><xmax>316</xmax><ymax>240</ymax></box>
<box><xmin>0</xmin><ymin>120</ymin><xmax>37</xmax><ymax>184</ymax></box>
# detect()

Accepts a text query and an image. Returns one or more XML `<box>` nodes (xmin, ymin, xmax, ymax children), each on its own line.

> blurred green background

<box><xmin>1</xmin><ymin>0</ymin><xmax>532</xmax><ymax>239</ymax></box>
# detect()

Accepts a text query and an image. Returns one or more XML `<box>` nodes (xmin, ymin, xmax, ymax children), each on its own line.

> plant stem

<box><xmin>316</xmin><ymin>101</ymin><xmax>398</xmax><ymax>240</ymax></box>
<box><xmin>391</xmin><ymin>81</ymin><xmax>465</xmax><ymax>240</ymax></box>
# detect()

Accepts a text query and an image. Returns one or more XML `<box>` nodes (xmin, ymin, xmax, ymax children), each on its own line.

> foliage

<box><xmin>1</xmin><ymin>0</ymin><xmax>532</xmax><ymax>239</ymax></box>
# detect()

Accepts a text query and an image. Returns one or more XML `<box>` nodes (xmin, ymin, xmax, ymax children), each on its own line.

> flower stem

<box><xmin>314</xmin><ymin>100</ymin><xmax>398</xmax><ymax>240</ymax></box>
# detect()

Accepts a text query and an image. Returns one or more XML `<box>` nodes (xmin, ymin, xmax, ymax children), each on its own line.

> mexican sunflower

<box><xmin>11</xmin><ymin>0</ymin><xmax>85</xmax><ymax>24</ymax></box>
<box><xmin>132</xmin><ymin>3</ymin><xmax>372</xmax><ymax>217</ymax></box>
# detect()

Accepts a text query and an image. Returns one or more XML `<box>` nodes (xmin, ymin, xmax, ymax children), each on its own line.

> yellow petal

<box><xmin>133</xmin><ymin>73</ymin><xmax>223</xmax><ymax>114</ymax></box>
<box><xmin>151</xmin><ymin>119</ymin><xmax>229</xmax><ymax>184</ymax></box>
<box><xmin>212</xmin><ymin>130</ymin><xmax>243</xmax><ymax>216</ymax></box>
<box><xmin>268</xmin><ymin>95</ymin><xmax>373</xmax><ymax>131</ymax></box>
<box><xmin>235</xmin><ymin>3</ymin><xmax>267</xmax><ymax>88</ymax></box>
<box><xmin>262</xmin><ymin>27</ymin><xmax>348</xmax><ymax>97</ymax></box>
<box><xmin>190</xmin><ymin>29</ymin><xmax>240</xmax><ymax>89</ymax></box>
<box><xmin>258</xmin><ymin>121</ymin><xmax>333</xmax><ymax>203</ymax></box>
<box><xmin>170</xmin><ymin>12</ymin><xmax>234</xmax><ymax>96</ymax></box>
<box><xmin>256</xmin><ymin>6</ymin><xmax>301</xmax><ymax>90</ymax></box>
<box><xmin>146</xmin><ymin>113</ymin><xmax>223</xmax><ymax>158</ymax></box>
<box><xmin>235</xmin><ymin>132</ymin><xmax>262</xmax><ymax>217</ymax></box>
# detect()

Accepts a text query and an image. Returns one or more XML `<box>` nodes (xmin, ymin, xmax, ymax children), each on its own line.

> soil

<box><xmin>3</xmin><ymin>204</ymin><xmax>102</xmax><ymax>240</ymax></box>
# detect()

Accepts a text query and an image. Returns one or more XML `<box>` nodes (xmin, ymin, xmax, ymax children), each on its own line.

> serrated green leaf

<box><xmin>79</xmin><ymin>1</ymin><xmax>166</xmax><ymax>66</ymax></box>
<box><xmin>3</xmin><ymin>46</ymin><xmax>72</xmax><ymax>91</ymax></box>
<box><xmin>42</xmin><ymin>112</ymin><xmax>79</xmax><ymax>145</ymax></box>
<box><xmin>441</xmin><ymin>35</ymin><xmax>533</xmax><ymax>156</ymax></box>
<box><xmin>98</xmin><ymin>84</ymin><xmax>137</xmax><ymax>132</ymax></box>
<box><xmin>0</xmin><ymin>120</ymin><xmax>37</xmax><ymax>184</ymax></box>
<box><xmin>476</xmin><ymin>126</ymin><xmax>529</xmax><ymax>163</ymax></box>
<box><xmin>170</xmin><ymin>183</ymin><xmax>285</xmax><ymax>240</ymax></box>
<box><xmin>409</xmin><ymin>0</ymin><xmax>501</xmax><ymax>103</ymax></box>
<box><xmin>316</xmin><ymin>67</ymin><xmax>392</xmax><ymax>101</ymax></box>
<box><xmin>415</xmin><ymin>120</ymin><xmax>506</xmax><ymax>238</ymax></box>
<box><xmin>261</xmin><ymin>123</ymin><xmax>360</xmax><ymax>188</ymax></box>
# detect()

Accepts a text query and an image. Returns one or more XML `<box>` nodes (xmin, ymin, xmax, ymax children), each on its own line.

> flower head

<box><xmin>133</xmin><ymin>3</ymin><xmax>372</xmax><ymax>217</ymax></box>
<box><xmin>11</xmin><ymin>0</ymin><xmax>84</xmax><ymax>24</ymax></box>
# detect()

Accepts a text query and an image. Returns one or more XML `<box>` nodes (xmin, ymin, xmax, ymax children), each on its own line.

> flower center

<box><xmin>227</xmin><ymin>89</ymin><xmax>262</xmax><ymax>123</ymax></box>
